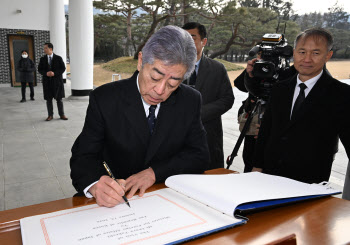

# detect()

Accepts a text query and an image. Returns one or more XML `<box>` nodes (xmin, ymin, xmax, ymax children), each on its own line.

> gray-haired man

<box><xmin>70</xmin><ymin>26</ymin><xmax>210</xmax><ymax>207</ymax></box>
<box><xmin>252</xmin><ymin>27</ymin><xmax>350</xmax><ymax>184</ymax></box>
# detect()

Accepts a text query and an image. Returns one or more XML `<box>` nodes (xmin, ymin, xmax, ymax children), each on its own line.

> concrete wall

<box><xmin>0</xmin><ymin>0</ymin><xmax>50</xmax><ymax>30</ymax></box>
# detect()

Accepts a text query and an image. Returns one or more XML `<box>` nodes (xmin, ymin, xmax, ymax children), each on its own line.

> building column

<box><xmin>69</xmin><ymin>0</ymin><xmax>94</xmax><ymax>96</ymax></box>
<box><xmin>50</xmin><ymin>0</ymin><xmax>67</xmax><ymax>81</ymax></box>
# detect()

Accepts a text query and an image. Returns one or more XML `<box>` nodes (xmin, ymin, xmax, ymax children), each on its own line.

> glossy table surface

<box><xmin>1</xmin><ymin>169</ymin><xmax>350</xmax><ymax>245</ymax></box>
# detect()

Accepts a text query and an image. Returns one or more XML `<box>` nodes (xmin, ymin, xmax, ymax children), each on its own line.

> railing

<box><xmin>112</xmin><ymin>74</ymin><xmax>121</xmax><ymax>82</ymax></box>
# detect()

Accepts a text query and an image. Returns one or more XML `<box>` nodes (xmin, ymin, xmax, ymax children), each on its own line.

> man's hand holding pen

<box><xmin>88</xmin><ymin>176</ymin><xmax>127</xmax><ymax>208</ymax></box>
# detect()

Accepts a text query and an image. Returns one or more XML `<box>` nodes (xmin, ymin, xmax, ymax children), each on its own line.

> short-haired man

<box><xmin>38</xmin><ymin>43</ymin><xmax>68</xmax><ymax>121</ymax></box>
<box><xmin>252</xmin><ymin>28</ymin><xmax>350</xmax><ymax>183</ymax></box>
<box><xmin>182</xmin><ymin>22</ymin><xmax>235</xmax><ymax>170</ymax></box>
<box><xmin>70</xmin><ymin>26</ymin><xmax>210</xmax><ymax>207</ymax></box>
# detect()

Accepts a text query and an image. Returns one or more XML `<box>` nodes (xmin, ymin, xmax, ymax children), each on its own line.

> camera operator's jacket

<box><xmin>253</xmin><ymin>70</ymin><xmax>350</xmax><ymax>184</ymax></box>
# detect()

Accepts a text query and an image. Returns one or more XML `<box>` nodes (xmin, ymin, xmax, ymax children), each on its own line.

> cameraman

<box><xmin>234</xmin><ymin>55</ymin><xmax>296</xmax><ymax>173</ymax></box>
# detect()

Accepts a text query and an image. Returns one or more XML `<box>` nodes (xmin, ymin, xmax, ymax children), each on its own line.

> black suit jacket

<box><xmin>253</xmin><ymin>71</ymin><xmax>350</xmax><ymax>183</ymax></box>
<box><xmin>184</xmin><ymin>55</ymin><xmax>234</xmax><ymax>169</ymax></box>
<box><xmin>70</xmin><ymin>72</ymin><xmax>210</xmax><ymax>194</ymax></box>
<box><xmin>38</xmin><ymin>53</ymin><xmax>66</xmax><ymax>100</ymax></box>
<box><xmin>17</xmin><ymin>58</ymin><xmax>36</xmax><ymax>83</ymax></box>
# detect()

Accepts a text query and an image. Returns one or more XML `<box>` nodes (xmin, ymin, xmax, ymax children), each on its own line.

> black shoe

<box><xmin>20</xmin><ymin>99</ymin><xmax>26</xmax><ymax>103</ymax></box>
<box><xmin>30</xmin><ymin>97</ymin><xmax>35</xmax><ymax>101</ymax></box>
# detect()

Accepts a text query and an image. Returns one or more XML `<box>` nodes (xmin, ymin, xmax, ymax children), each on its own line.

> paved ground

<box><xmin>0</xmin><ymin>79</ymin><xmax>348</xmax><ymax>211</ymax></box>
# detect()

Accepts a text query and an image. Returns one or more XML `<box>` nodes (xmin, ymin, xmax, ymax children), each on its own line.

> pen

<box><xmin>103</xmin><ymin>161</ymin><xmax>131</xmax><ymax>208</ymax></box>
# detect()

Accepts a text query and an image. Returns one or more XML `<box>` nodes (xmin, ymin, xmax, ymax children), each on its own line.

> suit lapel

<box><xmin>144</xmin><ymin>90</ymin><xmax>177</xmax><ymax>164</ymax></box>
<box><xmin>122</xmin><ymin>72</ymin><xmax>150</xmax><ymax>147</ymax></box>
<box><xmin>51</xmin><ymin>54</ymin><xmax>58</xmax><ymax>69</ymax></box>
<box><xmin>278</xmin><ymin>76</ymin><xmax>297</xmax><ymax>130</ymax></box>
<box><xmin>44</xmin><ymin>55</ymin><xmax>49</xmax><ymax>68</ymax></box>
<box><xmin>283</xmin><ymin>72</ymin><xmax>331</xmax><ymax>132</ymax></box>
<box><xmin>195</xmin><ymin>55</ymin><xmax>207</xmax><ymax>92</ymax></box>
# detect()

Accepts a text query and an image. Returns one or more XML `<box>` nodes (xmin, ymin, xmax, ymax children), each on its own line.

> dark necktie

<box><xmin>189</xmin><ymin>65</ymin><xmax>197</xmax><ymax>86</ymax></box>
<box><xmin>148</xmin><ymin>105</ymin><xmax>157</xmax><ymax>134</ymax></box>
<box><xmin>291</xmin><ymin>83</ymin><xmax>307</xmax><ymax>119</ymax></box>
<box><xmin>49</xmin><ymin>56</ymin><xmax>52</xmax><ymax>66</ymax></box>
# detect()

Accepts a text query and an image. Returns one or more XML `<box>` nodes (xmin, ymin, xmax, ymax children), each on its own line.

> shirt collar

<box><xmin>47</xmin><ymin>53</ymin><xmax>53</xmax><ymax>59</ymax></box>
<box><xmin>195</xmin><ymin>57</ymin><xmax>201</xmax><ymax>74</ymax></box>
<box><xmin>296</xmin><ymin>70</ymin><xmax>323</xmax><ymax>89</ymax></box>
<box><xmin>136</xmin><ymin>74</ymin><xmax>160</xmax><ymax>116</ymax></box>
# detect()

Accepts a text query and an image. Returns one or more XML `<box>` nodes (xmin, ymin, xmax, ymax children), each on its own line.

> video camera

<box><xmin>249</xmin><ymin>34</ymin><xmax>293</xmax><ymax>79</ymax></box>
<box><xmin>245</xmin><ymin>33</ymin><xmax>293</xmax><ymax>100</ymax></box>
<box><xmin>226</xmin><ymin>33</ymin><xmax>294</xmax><ymax>170</ymax></box>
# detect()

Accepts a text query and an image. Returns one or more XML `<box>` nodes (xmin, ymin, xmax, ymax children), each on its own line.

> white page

<box><xmin>21</xmin><ymin>188</ymin><xmax>244</xmax><ymax>245</ymax></box>
<box><xmin>165</xmin><ymin>172</ymin><xmax>340</xmax><ymax>216</ymax></box>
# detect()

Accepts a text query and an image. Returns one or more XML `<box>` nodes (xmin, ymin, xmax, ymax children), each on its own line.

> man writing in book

<box><xmin>70</xmin><ymin>26</ymin><xmax>210</xmax><ymax>207</ymax></box>
<box><xmin>252</xmin><ymin>28</ymin><xmax>350</xmax><ymax>184</ymax></box>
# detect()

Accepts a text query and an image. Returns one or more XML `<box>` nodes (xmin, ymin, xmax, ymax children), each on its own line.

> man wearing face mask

<box><xmin>70</xmin><ymin>26</ymin><xmax>209</xmax><ymax>207</ymax></box>
<box><xmin>17</xmin><ymin>50</ymin><xmax>36</xmax><ymax>102</ymax></box>
<box><xmin>182</xmin><ymin>22</ymin><xmax>235</xmax><ymax>170</ymax></box>
<box><xmin>38</xmin><ymin>42</ymin><xmax>68</xmax><ymax>121</ymax></box>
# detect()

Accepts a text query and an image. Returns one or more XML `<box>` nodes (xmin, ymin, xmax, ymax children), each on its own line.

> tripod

<box><xmin>226</xmin><ymin>98</ymin><xmax>266</xmax><ymax>170</ymax></box>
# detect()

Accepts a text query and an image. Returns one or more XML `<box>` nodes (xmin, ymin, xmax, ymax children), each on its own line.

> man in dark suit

<box><xmin>38</xmin><ymin>42</ymin><xmax>68</xmax><ymax>121</ymax></box>
<box><xmin>182</xmin><ymin>22</ymin><xmax>235</xmax><ymax>170</ymax></box>
<box><xmin>252</xmin><ymin>28</ymin><xmax>350</xmax><ymax>184</ymax></box>
<box><xmin>70</xmin><ymin>26</ymin><xmax>209</xmax><ymax>207</ymax></box>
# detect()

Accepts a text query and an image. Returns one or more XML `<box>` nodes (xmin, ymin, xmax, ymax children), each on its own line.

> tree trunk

<box><xmin>207</xmin><ymin>22</ymin><xmax>216</xmax><ymax>39</ymax></box>
<box><xmin>133</xmin><ymin>19</ymin><xmax>158</xmax><ymax>59</ymax></box>
<box><xmin>126</xmin><ymin>10</ymin><xmax>132</xmax><ymax>56</ymax></box>
<box><xmin>164</xmin><ymin>0</ymin><xmax>176</xmax><ymax>26</ymax></box>
<box><xmin>133</xmin><ymin>10</ymin><xmax>169</xmax><ymax>59</ymax></box>
<box><xmin>209</xmin><ymin>24</ymin><xmax>240</xmax><ymax>59</ymax></box>
<box><xmin>182</xmin><ymin>0</ymin><xmax>189</xmax><ymax>26</ymax></box>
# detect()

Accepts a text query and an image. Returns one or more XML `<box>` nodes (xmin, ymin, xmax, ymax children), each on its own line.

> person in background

<box><xmin>252</xmin><ymin>28</ymin><xmax>350</xmax><ymax>184</ymax></box>
<box><xmin>17</xmin><ymin>50</ymin><xmax>35</xmax><ymax>102</ymax></box>
<box><xmin>38</xmin><ymin>42</ymin><xmax>68</xmax><ymax>121</ymax></box>
<box><xmin>234</xmin><ymin>54</ymin><xmax>297</xmax><ymax>172</ymax></box>
<box><xmin>234</xmin><ymin>70</ymin><xmax>258</xmax><ymax>172</ymax></box>
<box><xmin>182</xmin><ymin>22</ymin><xmax>235</xmax><ymax>170</ymax></box>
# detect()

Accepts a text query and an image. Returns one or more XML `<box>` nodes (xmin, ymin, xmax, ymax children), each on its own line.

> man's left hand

<box><xmin>125</xmin><ymin>168</ymin><xmax>156</xmax><ymax>199</ymax></box>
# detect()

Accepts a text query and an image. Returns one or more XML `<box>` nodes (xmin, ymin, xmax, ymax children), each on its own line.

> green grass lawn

<box><xmin>102</xmin><ymin>57</ymin><xmax>138</xmax><ymax>74</ymax></box>
<box><xmin>102</xmin><ymin>56</ymin><xmax>244</xmax><ymax>73</ymax></box>
<box><xmin>215</xmin><ymin>58</ymin><xmax>245</xmax><ymax>71</ymax></box>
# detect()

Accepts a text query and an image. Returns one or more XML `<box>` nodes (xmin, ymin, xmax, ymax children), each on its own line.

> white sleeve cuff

<box><xmin>83</xmin><ymin>181</ymin><xmax>98</xmax><ymax>198</ymax></box>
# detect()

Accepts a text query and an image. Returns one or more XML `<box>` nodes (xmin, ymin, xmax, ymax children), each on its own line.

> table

<box><xmin>1</xmin><ymin>169</ymin><xmax>350</xmax><ymax>244</ymax></box>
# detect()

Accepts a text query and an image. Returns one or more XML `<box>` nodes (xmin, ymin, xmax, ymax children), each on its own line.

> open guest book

<box><xmin>20</xmin><ymin>172</ymin><xmax>341</xmax><ymax>245</ymax></box>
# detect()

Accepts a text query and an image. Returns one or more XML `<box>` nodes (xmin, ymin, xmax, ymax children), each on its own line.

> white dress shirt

<box><xmin>83</xmin><ymin>74</ymin><xmax>160</xmax><ymax>198</ymax></box>
<box><xmin>47</xmin><ymin>53</ymin><xmax>53</xmax><ymax>64</ymax></box>
<box><xmin>136</xmin><ymin>74</ymin><xmax>161</xmax><ymax>117</ymax></box>
<box><xmin>290</xmin><ymin>70</ymin><xmax>323</xmax><ymax>118</ymax></box>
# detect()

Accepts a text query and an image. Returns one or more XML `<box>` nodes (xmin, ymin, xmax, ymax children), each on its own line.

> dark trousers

<box><xmin>242</xmin><ymin>135</ymin><xmax>256</xmax><ymax>173</ymax></box>
<box><xmin>46</xmin><ymin>98</ymin><xmax>64</xmax><ymax>117</ymax></box>
<box><xmin>21</xmin><ymin>82</ymin><xmax>34</xmax><ymax>99</ymax></box>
